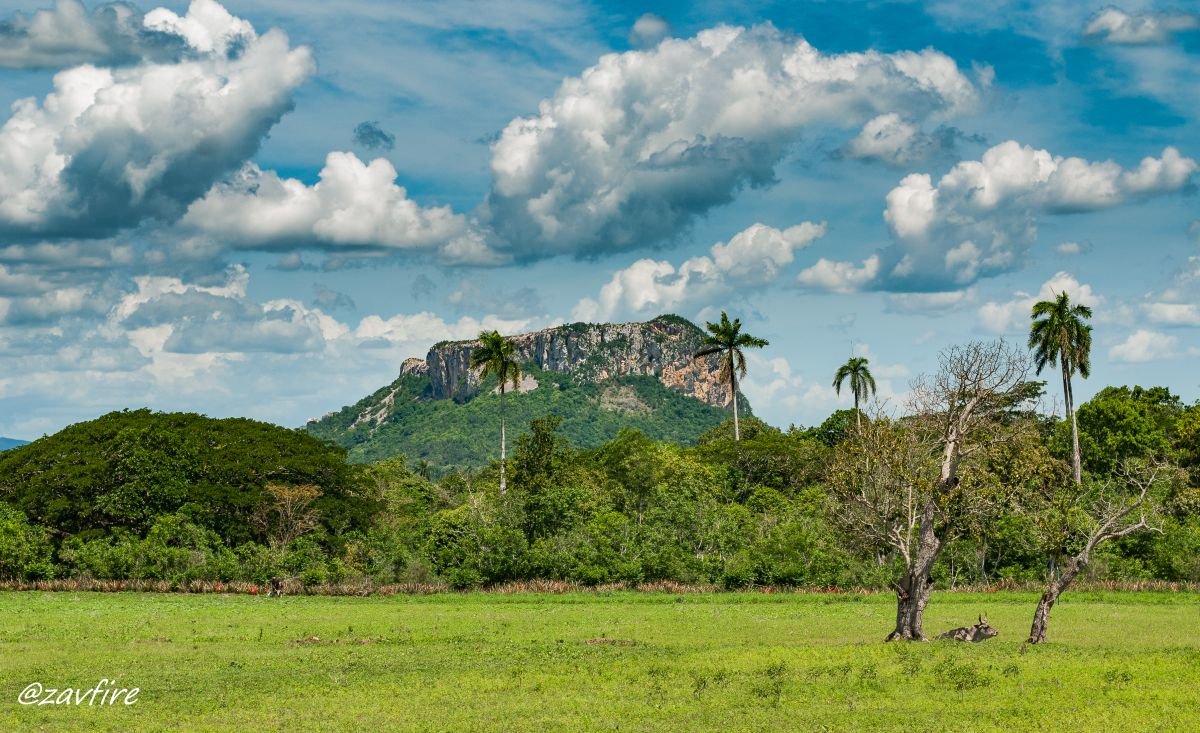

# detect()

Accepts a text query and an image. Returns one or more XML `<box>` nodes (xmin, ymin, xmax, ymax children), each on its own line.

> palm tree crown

<box><xmin>1028</xmin><ymin>293</ymin><xmax>1092</xmax><ymax>379</ymax></box>
<box><xmin>471</xmin><ymin>330</ymin><xmax>522</xmax><ymax>390</ymax></box>
<box><xmin>833</xmin><ymin>356</ymin><xmax>877</xmax><ymax>429</ymax></box>
<box><xmin>693</xmin><ymin>311</ymin><xmax>768</xmax><ymax>441</ymax></box>
<box><xmin>471</xmin><ymin>330</ymin><xmax>522</xmax><ymax>495</ymax></box>
<box><xmin>1028</xmin><ymin>291</ymin><xmax>1093</xmax><ymax>484</ymax></box>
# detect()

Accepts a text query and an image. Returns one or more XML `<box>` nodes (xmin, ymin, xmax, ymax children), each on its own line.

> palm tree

<box><xmin>1029</xmin><ymin>291</ymin><xmax>1093</xmax><ymax>484</ymax></box>
<box><xmin>833</xmin><ymin>356</ymin><xmax>877</xmax><ymax>431</ymax></box>
<box><xmin>471</xmin><ymin>330</ymin><xmax>522</xmax><ymax>495</ymax></box>
<box><xmin>693</xmin><ymin>311</ymin><xmax>769</xmax><ymax>441</ymax></box>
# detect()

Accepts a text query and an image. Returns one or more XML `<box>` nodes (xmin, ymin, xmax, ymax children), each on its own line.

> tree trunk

<box><xmin>1028</xmin><ymin>554</ymin><xmax>1085</xmax><ymax>644</ymax></box>
<box><xmin>887</xmin><ymin>498</ymin><xmax>941</xmax><ymax>641</ymax></box>
<box><xmin>1062</xmin><ymin>358</ymin><xmax>1081</xmax><ymax>485</ymax></box>
<box><xmin>499</xmin><ymin>383</ymin><xmax>507</xmax><ymax>496</ymax></box>
<box><xmin>731</xmin><ymin>370</ymin><xmax>740</xmax><ymax>441</ymax></box>
<box><xmin>854</xmin><ymin>394</ymin><xmax>861</xmax><ymax>432</ymax></box>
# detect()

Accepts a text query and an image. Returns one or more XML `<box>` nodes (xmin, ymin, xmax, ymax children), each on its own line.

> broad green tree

<box><xmin>832</xmin><ymin>356</ymin><xmax>877</xmax><ymax>431</ymax></box>
<box><xmin>693</xmin><ymin>312</ymin><xmax>768</xmax><ymax>441</ymax></box>
<box><xmin>1070</xmin><ymin>386</ymin><xmax>1182</xmax><ymax>476</ymax></box>
<box><xmin>1029</xmin><ymin>291</ymin><xmax>1093</xmax><ymax>484</ymax></box>
<box><xmin>471</xmin><ymin>330</ymin><xmax>523</xmax><ymax>495</ymax></box>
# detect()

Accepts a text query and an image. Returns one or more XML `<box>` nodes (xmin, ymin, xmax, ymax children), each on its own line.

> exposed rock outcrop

<box><xmin>599</xmin><ymin>384</ymin><xmax>652</xmax><ymax>416</ymax></box>
<box><xmin>418</xmin><ymin>315</ymin><xmax>737</xmax><ymax>409</ymax></box>
<box><xmin>399</xmin><ymin>357</ymin><xmax>429</xmax><ymax>379</ymax></box>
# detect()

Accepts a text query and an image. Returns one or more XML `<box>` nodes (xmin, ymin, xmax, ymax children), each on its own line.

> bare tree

<box><xmin>253</xmin><ymin>482</ymin><xmax>322</xmax><ymax>549</ymax></box>
<box><xmin>1026</xmin><ymin>461</ymin><xmax>1175</xmax><ymax>644</ymax></box>
<box><xmin>828</xmin><ymin>341</ymin><xmax>1035</xmax><ymax>641</ymax></box>
<box><xmin>826</xmin><ymin>410</ymin><xmax>934</xmax><ymax>588</ymax></box>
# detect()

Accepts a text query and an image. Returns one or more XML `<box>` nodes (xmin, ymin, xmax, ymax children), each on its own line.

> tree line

<box><xmin>0</xmin><ymin>298</ymin><xmax>1197</xmax><ymax>645</ymax></box>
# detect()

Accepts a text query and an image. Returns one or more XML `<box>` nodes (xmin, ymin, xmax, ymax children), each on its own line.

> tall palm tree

<box><xmin>833</xmin><ymin>356</ymin><xmax>877</xmax><ymax>431</ymax></box>
<box><xmin>471</xmin><ymin>330</ymin><xmax>522</xmax><ymax>495</ymax></box>
<box><xmin>1029</xmin><ymin>291</ymin><xmax>1093</xmax><ymax>484</ymax></box>
<box><xmin>693</xmin><ymin>311</ymin><xmax>769</xmax><ymax>441</ymax></box>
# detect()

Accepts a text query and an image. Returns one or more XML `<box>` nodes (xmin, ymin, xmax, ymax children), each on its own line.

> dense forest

<box><xmin>0</xmin><ymin>381</ymin><xmax>1197</xmax><ymax>591</ymax></box>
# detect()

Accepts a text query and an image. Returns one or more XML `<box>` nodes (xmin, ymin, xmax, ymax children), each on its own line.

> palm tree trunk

<box><xmin>731</xmin><ymin>369</ymin><xmax>740</xmax><ymax>441</ymax></box>
<box><xmin>499</xmin><ymin>383</ymin><xmax>507</xmax><ymax>496</ymax></box>
<box><xmin>854</xmin><ymin>393</ymin><xmax>861</xmax><ymax>432</ymax></box>
<box><xmin>1062</xmin><ymin>357</ymin><xmax>1081</xmax><ymax>484</ymax></box>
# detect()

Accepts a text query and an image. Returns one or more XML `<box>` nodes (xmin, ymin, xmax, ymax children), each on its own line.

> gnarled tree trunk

<box><xmin>1028</xmin><ymin>553</ymin><xmax>1085</xmax><ymax>643</ymax></box>
<box><xmin>887</xmin><ymin>496</ymin><xmax>942</xmax><ymax>641</ymax></box>
<box><xmin>1028</xmin><ymin>465</ymin><xmax>1164</xmax><ymax>644</ymax></box>
<box><xmin>887</xmin><ymin>430</ymin><xmax>960</xmax><ymax>642</ymax></box>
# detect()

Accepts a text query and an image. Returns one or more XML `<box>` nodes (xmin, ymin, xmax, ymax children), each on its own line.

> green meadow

<box><xmin>2</xmin><ymin>591</ymin><xmax>1198</xmax><ymax>732</ymax></box>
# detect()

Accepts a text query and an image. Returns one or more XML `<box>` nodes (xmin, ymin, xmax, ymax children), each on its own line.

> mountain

<box><xmin>0</xmin><ymin>437</ymin><xmax>29</xmax><ymax>452</ymax></box>
<box><xmin>306</xmin><ymin>314</ymin><xmax>747</xmax><ymax>469</ymax></box>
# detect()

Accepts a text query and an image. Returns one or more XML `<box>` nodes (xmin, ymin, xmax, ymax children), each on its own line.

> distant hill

<box><xmin>0</xmin><ymin>409</ymin><xmax>372</xmax><ymax>542</ymax></box>
<box><xmin>307</xmin><ymin>315</ymin><xmax>748</xmax><ymax>470</ymax></box>
<box><xmin>0</xmin><ymin>437</ymin><xmax>29</xmax><ymax>452</ymax></box>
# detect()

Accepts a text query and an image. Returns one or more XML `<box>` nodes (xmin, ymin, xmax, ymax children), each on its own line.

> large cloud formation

<box><xmin>479</xmin><ymin>24</ymin><xmax>978</xmax><ymax>260</ymax></box>
<box><xmin>0</xmin><ymin>0</ymin><xmax>313</xmax><ymax>240</ymax></box>
<box><xmin>0</xmin><ymin>0</ymin><xmax>181</xmax><ymax>68</ymax></box>
<box><xmin>802</xmin><ymin>140</ymin><xmax>1197</xmax><ymax>292</ymax></box>
<box><xmin>0</xmin><ymin>0</ymin><xmax>257</xmax><ymax>69</ymax></box>
<box><xmin>181</xmin><ymin>153</ymin><xmax>491</xmax><ymax>264</ymax></box>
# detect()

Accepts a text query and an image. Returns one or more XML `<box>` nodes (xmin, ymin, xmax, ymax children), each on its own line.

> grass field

<box><xmin>1</xmin><ymin>590</ymin><xmax>1198</xmax><ymax>732</ymax></box>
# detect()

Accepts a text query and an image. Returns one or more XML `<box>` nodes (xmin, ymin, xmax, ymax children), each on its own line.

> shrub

<box><xmin>0</xmin><ymin>504</ymin><xmax>55</xmax><ymax>580</ymax></box>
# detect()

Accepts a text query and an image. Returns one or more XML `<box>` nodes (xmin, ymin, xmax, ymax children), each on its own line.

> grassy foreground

<box><xmin>1</xmin><ymin>591</ymin><xmax>1198</xmax><ymax>732</ymax></box>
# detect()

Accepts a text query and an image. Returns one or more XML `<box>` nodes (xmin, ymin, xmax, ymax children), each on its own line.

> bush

<box><xmin>59</xmin><ymin>514</ymin><xmax>238</xmax><ymax>583</ymax></box>
<box><xmin>721</xmin><ymin>515</ymin><xmax>856</xmax><ymax>588</ymax></box>
<box><xmin>283</xmin><ymin>535</ymin><xmax>335</xmax><ymax>586</ymax></box>
<box><xmin>426</xmin><ymin>505</ymin><xmax>528</xmax><ymax>586</ymax></box>
<box><xmin>0</xmin><ymin>504</ymin><xmax>55</xmax><ymax>580</ymax></box>
<box><xmin>235</xmin><ymin>543</ymin><xmax>284</xmax><ymax>584</ymax></box>
<box><xmin>1149</xmin><ymin>517</ymin><xmax>1200</xmax><ymax>581</ymax></box>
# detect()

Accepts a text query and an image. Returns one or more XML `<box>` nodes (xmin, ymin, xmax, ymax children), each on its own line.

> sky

<box><xmin>0</xmin><ymin>0</ymin><xmax>1198</xmax><ymax>439</ymax></box>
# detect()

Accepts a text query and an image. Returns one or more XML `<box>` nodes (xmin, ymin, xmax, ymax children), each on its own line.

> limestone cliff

<box><xmin>420</xmin><ymin>315</ymin><xmax>737</xmax><ymax>409</ymax></box>
<box><xmin>306</xmin><ymin>314</ymin><xmax>745</xmax><ymax>466</ymax></box>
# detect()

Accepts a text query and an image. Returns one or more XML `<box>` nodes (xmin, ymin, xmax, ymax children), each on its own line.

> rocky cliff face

<box><xmin>420</xmin><ymin>315</ymin><xmax>737</xmax><ymax>409</ymax></box>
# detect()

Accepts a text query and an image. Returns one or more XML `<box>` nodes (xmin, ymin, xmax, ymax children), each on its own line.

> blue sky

<box><xmin>0</xmin><ymin>0</ymin><xmax>1198</xmax><ymax>439</ymax></box>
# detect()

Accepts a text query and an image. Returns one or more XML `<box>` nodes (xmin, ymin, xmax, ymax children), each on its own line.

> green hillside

<box><xmin>306</xmin><ymin>366</ymin><xmax>735</xmax><ymax>470</ymax></box>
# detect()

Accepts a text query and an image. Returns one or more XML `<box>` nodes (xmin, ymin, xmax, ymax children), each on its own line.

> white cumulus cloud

<box><xmin>1109</xmin><ymin>329</ymin><xmax>1179</xmax><ymax>363</ymax></box>
<box><xmin>977</xmin><ymin>272</ymin><xmax>1103</xmax><ymax>335</ymax></box>
<box><xmin>628</xmin><ymin>13</ymin><xmax>670</xmax><ymax>48</ymax></box>
<box><xmin>1142</xmin><ymin>256</ymin><xmax>1200</xmax><ymax>327</ymax></box>
<box><xmin>0</xmin><ymin>0</ymin><xmax>210</xmax><ymax>69</ymax></box>
<box><xmin>482</xmin><ymin>24</ymin><xmax>978</xmax><ymax>259</ymax></box>
<box><xmin>885</xmin><ymin>288</ymin><xmax>977</xmax><ymax>314</ymax></box>
<box><xmin>797</xmin><ymin>255</ymin><xmax>881</xmax><ymax>294</ymax></box>
<box><xmin>0</xmin><ymin>1</ymin><xmax>314</xmax><ymax>239</ymax></box>
<box><xmin>182</xmin><ymin>153</ymin><xmax>490</xmax><ymax>263</ymax></box>
<box><xmin>573</xmin><ymin>221</ymin><xmax>826</xmax><ymax>321</ymax></box>
<box><xmin>843</xmin><ymin>113</ymin><xmax>976</xmax><ymax>165</ymax></box>
<box><xmin>1084</xmin><ymin>8</ymin><xmax>1200</xmax><ymax>45</ymax></box>
<box><xmin>869</xmin><ymin>141</ymin><xmax>1197</xmax><ymax>290</ymax></box>
<box><xmin>1143</xmin><ymin>302</ymin><xmax>1200</xmax><ymax>327</ymax></box>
